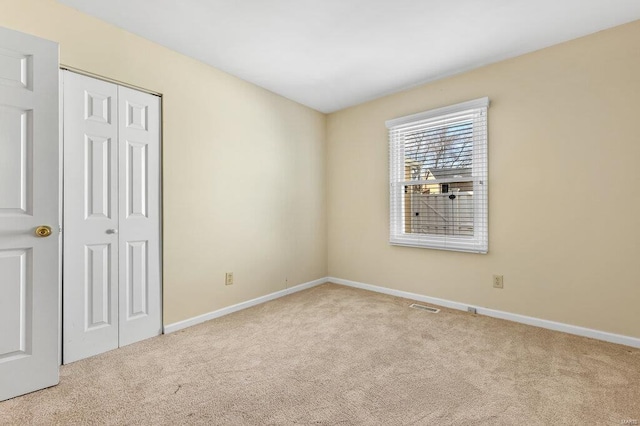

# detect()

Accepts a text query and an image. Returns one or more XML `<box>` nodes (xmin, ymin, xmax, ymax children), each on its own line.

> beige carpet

<box><xmin>1</xmin><ymin>283</ymin><xmax>639</xmax><ymax>425</ymax></box>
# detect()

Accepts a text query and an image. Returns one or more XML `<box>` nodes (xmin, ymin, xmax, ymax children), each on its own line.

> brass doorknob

<box><xmin>35</xmin><ymin>225</ymin><xmax>53</xmax><ymax>237</ymax></box>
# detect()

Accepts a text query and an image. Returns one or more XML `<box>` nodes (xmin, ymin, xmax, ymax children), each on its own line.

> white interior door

<box><xmin>117</xmin><ymin>86</ymin><xmax>162</xmax><ymax>347</ymax></box>
<box><xmin>63</xmin><ymin>71</ymin><xmax>161</xmax><ymax>363</ymax></box>
<box><xmin>62</xmin><ymin>72</ymin><xmax>119</xmax><ymax>363</ymax></box>
<box><xmin>0</xmin><ymin>27</ymin><xmax>60</xmax><ymax>401</ymax></box>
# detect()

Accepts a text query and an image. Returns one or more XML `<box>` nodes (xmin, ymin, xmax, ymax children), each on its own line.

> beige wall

<box><xmin>0</xmin><ymin>0</ymin><xmax>327</xmax><ymax>324</ymax></box>
<box><xmin>327</xmin><ymin>20</ymin><xmax>640</xmax><ymax>339</ymax></box>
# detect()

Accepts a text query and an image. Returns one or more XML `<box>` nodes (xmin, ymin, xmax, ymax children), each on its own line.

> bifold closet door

<box><xmin>63</xmin><ymin>71</ymin><xmax>161</xmax><ymax>364</ymax></box>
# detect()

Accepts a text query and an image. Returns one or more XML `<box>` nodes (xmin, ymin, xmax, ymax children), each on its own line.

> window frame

<box><xmin>386</xmin><ymin>97</ymin><xmax>489</xmax><ymax>254</ymax></box>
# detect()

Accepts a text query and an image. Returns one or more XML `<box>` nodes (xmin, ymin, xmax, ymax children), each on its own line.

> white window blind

<box><xmin>386</xmin><ymin>97</ymin><xmax>489</xmax><ymax>253</ymax></box>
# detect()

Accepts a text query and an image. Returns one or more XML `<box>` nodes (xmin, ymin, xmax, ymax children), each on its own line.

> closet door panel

<box><xmin>117</xmin><ymin>86</ymin><xmax>161</xmax><ymax>347</ymax></box>
<box><xmin>63</xmin><ymin>72</ymin><xmax>119</xmax><ymax>363</ymax></box>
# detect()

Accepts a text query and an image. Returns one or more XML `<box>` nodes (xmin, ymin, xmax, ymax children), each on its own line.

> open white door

<box><xmin>0</xmin><ymin>27</ymin><xmax>60</xmax><ymax>401</ymax></box>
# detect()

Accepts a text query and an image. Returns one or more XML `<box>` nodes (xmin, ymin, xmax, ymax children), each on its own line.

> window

<box><xmin>386</xmin><ymin>98</ymin><xmax>489</xmax><ymax>253</ymax></box>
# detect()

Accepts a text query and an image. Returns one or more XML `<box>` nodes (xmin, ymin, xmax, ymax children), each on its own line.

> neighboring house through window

<box><xmin>386</xmin><ymin>97</ymin><xmax>489</xmax><ymax>253</ymax></box>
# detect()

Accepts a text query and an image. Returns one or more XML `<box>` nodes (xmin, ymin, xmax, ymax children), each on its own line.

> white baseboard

<box><xmin>163</xmin><ymin>277</ymin><xmax>327</xmax><ymax>334</ymax></box>
<box><xmin>164</xmin><ymin>275</ymin><xmax>640</xmax><ymax>349</ymax></box>
<box><xmin>328</xmin><ymin>277</ymin><xmax>640</xmax><ymax>349</ymax></box>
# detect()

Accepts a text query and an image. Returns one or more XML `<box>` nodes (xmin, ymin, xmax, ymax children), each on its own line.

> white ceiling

<box><xmin>57</xmin><ymin>0</ymin><xmax>640</xmax><ymax>113</ymax></box>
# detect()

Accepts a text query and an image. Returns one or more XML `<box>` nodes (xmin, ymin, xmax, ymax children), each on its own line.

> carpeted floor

<box><xmin>1</xmin><ymin>283</ymin><xmax>639</xmax><ymax>425</ymax></box>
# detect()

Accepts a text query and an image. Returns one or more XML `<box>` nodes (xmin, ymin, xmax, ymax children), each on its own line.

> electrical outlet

<box><xmin>225</xmin><ymin>272</ymin><xmax>233</xmax><ymax>286</ymax></box>
<box><xmin>493</xmin><ymin>274</ymin><xmax>504</xmax><ymax>289</ymax></box>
